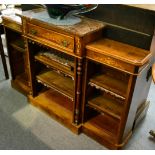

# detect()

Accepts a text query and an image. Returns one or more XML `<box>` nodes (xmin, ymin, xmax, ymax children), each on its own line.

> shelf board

<box><xmin>89</xmin><ymin>73</ymin><xmax>128</xmax><ymax>98</ymax></box>
<box><xmin>30</xmin><ymin>89</ymin><xmax>73</xmax><ymax>121</ymax></box>
<box><xmin>86</xmin><ymin>38</ymin><xmax>151</xmax><ymax>66</ymax></box>
<box><xmin>36</xmin><ymin>70</ymin><xmax>74</xmax><ymax>100</ymax></box>
<box><xmin>28</xmin><ymin>89</ymin><xmax>82</xmax><ymax>134</ymax></box>
<box><xmin>83</xmin><ymin>114</ymin><xmax>119</xmax><ymax>142</ymax></box>
<box><xmin>35</xmin><ymin>55</ymin><xmax>74</xmax><ymax>78</ymax></box>
<box><xmin>88</xmin><ymin>94</ymin><xmax>123</xmax><ymax>120</ymax></box>
<box><xmin>10</xmin><ymin>39</ymin><xmax>25</xmax><ymax>53</ymax></box>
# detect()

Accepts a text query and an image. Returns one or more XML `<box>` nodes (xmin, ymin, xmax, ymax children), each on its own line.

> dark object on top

<box><xmin>21</xmin><ymin>4</ymin><xmax>44</xmax><ymax>11</ymax></box>
<box><xmin>45</xmin><ymin>4</ymin><xmax>98</xmax><ymax>20</ymax></box>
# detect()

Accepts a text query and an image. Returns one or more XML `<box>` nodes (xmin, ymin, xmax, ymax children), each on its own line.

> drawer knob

<box><xmin>30</xmin><ymin>29</ymin><xmax>37</xmax><ymax>35</ymax></box>
<box><xmin>61</xmin><ymin>40</ymin><xmax>69</xmax><ymax>47</ymax></box>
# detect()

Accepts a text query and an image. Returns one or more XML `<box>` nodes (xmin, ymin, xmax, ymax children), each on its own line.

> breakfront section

<box><xmin>27</xmin><ymin>40</ymin><xmax>79</xmax><ymax>132</ymax></box>
<box><xmin>2</xmin><ymin>15</ymin><xmax>31</xmax><ymax>95</ymax></box>
<box><xmin>82</xmin><ymin>38</ymin><xmax>151</xmax><ymax>149</ymax></box>
<box><xmin>20</xmin><ymin>9</ymin><xmax>105</xmax><ymax>133</ymax></box>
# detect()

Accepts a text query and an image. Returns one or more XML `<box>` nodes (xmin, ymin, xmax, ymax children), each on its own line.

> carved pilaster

<box><xmin>23</xmin><ymin>38</ymin><xmax>33</xmax><ymax>90</ymax></box>
<box><xmin>23</xmin><ymin>38</ymin><xmax>31</xmax><ymax>87</ymax></box>
<box><xmin>75</xmin><ymin>37</ymin><xmax>83</xmax><ymax>56</ymax></box>
<box><xmin>74</xmin><ymin>58</ymin><xmax>83</xmax><ymax>125</ymax></box>
<box><xmin>22</xmin><ymin>18</ymin><xmax>27</xmax><ymax>35</ymax></box>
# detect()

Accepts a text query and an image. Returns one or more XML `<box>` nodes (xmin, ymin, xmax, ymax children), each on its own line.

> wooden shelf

<box><xmin>83</xmin><ymin>113</ymin><xmax>119</xmax><ymax>142</ymax></box>
<box><xmin>29</xmin><ymin>89</ymin><xmax>73</xmax><ymax>121</ymax></box>
<box><xmin>36</xmin><ymin>70</ymin><xmax>74</xmax><ymax>100</ymax></box>
<box><xmin>88</xmin><ymin>94</ymin><xmax>123</xmax><ymax>120</ymax></box>
<box><xmin>89</xmin><ymin>73</ymin><xmax>128</xmax><ymax>98</ymax></box>
<box><xmin>10</xmin><ymin>39</ymin><xmax>25</xmax><ymax>53</ymax></box>
<box><xmin>28</xmin><ymin>89</ymin><xmax>81</xmax><ymax>134</ymax></box>
<box><xmin>35</xmin><ymin>54</ymin><xmax>74</xmax><ymax>78</ymax></box>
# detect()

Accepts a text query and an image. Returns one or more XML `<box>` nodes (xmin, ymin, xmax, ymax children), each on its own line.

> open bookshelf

<box><xmin>88</xmin><ymin>94</ymin><xmax>123</xmax><ymax>120</ymax></box>
<box><xmin>36</xmin><ymin>70</ymin><xmax>74</xmax><ymax>100</ymax></box>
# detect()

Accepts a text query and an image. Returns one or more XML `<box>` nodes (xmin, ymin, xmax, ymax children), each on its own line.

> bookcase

<box><xmin>2</xmin><ymin>15</ymin><xmax>31</xmax><ymax>95</ymax></box>
<box><xmin>82</xmin><ymin>38</ymin><xmax>151</xmax><ymax>149</ymax></box>
<box><xmin>2</xmin><ymin>6</ymin><xmax>154</xmax><ymax>149</ymax></box>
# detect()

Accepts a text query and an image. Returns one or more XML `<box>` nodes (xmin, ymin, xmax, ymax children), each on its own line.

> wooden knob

<box><xmin>61</xmin><ymin>40</ymin><xmax>69</xmax><ymax>47</ymax></box>
<box><xmin>30</xmin><ymin>29</ymin><xmax>37</xmax><ymax>35</ymax></box>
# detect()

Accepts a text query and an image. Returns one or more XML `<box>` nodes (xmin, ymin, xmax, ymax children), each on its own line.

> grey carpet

<box><xmin>0</xmin><ymin>56</ymin><xmax>155</xmax><ymax>150</ymax></box>
<box><xmin>0</xmin><ymin>108</ymin><xmax>50</xmax><ymax>149</ymax></box>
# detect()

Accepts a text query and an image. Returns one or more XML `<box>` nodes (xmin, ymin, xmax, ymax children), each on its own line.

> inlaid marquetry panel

<box><xmin>86</xmin><ymin>50</ymin><xmax>135</xmax><ymax>74</ymax></box>
<box><xmin>27</xmin><ymin>23</ymin><xmax>74</xmax><ymax>53</ymax></box>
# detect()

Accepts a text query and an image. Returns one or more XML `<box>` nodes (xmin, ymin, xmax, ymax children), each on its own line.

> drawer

<box><xmin>86</xmin><ymin>50</ymin><xmax>136</xmax><ymax>74</ymax></box>
<box><xmin>27</xmin><ymin>23</ymin><xmax>74</xmax><ymax>53</ymax></box>
<box><xmin>3</xmin><ymin>18</ymin><xmax>22</xmax><ymax>33</ymax></box>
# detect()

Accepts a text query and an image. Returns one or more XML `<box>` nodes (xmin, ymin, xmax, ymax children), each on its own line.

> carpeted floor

<box><xmin>0</xmin><ymin>56</ymin><xmax>155</xmax><ymax>150</ymax></box>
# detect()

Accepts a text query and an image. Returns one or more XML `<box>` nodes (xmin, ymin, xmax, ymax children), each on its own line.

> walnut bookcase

<box><xmin>2</xmin><ymin>7</ymin><xmax>153</xmax><ymax>149</ymax></box>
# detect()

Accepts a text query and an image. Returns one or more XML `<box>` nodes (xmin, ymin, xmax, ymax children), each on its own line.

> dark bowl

<box><xmin>45</xmin><ymin>4</ymin><xmax>98</xmax><ymax>20</ymax></box>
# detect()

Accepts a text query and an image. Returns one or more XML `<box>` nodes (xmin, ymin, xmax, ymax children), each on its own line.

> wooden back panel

<box><xmin>85</xmin><ymin>4</ymin><xmax>155</xmax><ymax>50</ymax></box>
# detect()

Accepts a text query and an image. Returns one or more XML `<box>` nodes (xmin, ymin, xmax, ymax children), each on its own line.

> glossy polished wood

<box><xmin>82</xmin><ymin>113</ymin><xmax>120</xmax><ymax>149</ymax></box>
<box><xmin>28</xmin><ymin>89</ymin><xmax>81</xmax><ymax>134</ymax></box>
<box><xmin>27</xmin><ymin>23</ymin><xmax>75</xmax><ymax>53</ymax></box>
<box><xmin>86</xmin><ymin>38</ymin><xmax>151</xmax><ymax>66</ymax></box>
<box><xmin>35</xmin><ymin>54</ymin><xmax>74</xmax><ymax>78</ymax></box>
<box><xmin>83</xmin><ymin>31</ymin><xmax>152</xmax><ymax>148</ymax></box>
<box><xmin>86</xmin><ymin>38</ymin><xmax>151</xmax><ymax>74</ymax></box>
<box><xmin>2</xmin><ymin>15</ymin><xmax>31</xmax><ymax>95</ymax></box>
<box><xmin>89</xmin><ymin>73</ymin><xmax>128</xmax><ymax>98</ymax></box>
<box><xmin>88</xmin><ymin>95</ymin><xmax>123</xmax><ymax>120</ymax></box>
<box><xmin>19</xmin><ymin>8</ymin><xmax>105</xmax><ymax>133</ymax></box>
<box><xmin>20</xmin><ymin>9</ymin><xmax>105</xmax><ymax>57</ymax></box>
<box><xmin>3</xmin><ymin>5</ymin><xmax>155</xmax><ymax>149</ymax></box>
<box><xmin>2</xmin><ymin>16</ymin><xmax>22</xmax><ymax>33</ymax></box>
<box><xmin>36</xmin><ymin>70</ymin><xmax>74</xmax><ymax>100</ymax></box>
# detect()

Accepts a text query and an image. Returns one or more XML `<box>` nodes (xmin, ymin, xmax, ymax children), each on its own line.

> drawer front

<box><xmin>86</xmin><ymin>50</ymin><xmax>136</xmax><ymax>74</ymax></box>
<box><xmin>3</xmin><ymin>18</ymin><xmax>22</xmax><ymax>33</ymax></box>
<box><xmin>27</xmin><ymin>23</ymin><xmax>74</xmax><ymax>52</ymax></box>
